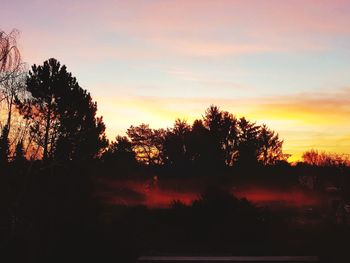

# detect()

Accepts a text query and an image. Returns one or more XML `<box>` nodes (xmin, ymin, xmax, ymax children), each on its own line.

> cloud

<box><xmin>4</xmin><ymin>0</ymin><xmax>350</xmax><ymax>161</ymax></box>
<box><xmin>14</xmin><ymin>0</ymin><xmax>350</xmax><ymax>63</ymax></box>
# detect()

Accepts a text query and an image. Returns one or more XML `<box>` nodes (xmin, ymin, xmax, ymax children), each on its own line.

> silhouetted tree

<box><xmin>17</xmin><ymin>59</ymin><xmax>63</xmax><ymax>160</ymax></box>
<box><xmin>257</xmin><ymin>124</ymin><xmax>287</xmax><ymax>165</ymax></box>
<box><xmin>236</xmin><ymin>117</ymin><xmax>260</xmax><ymax>166</ymax></box>
<box><xmin>203</xmin><ymin>105</ymin><xmax>226</xmax><ymax>166</ymax></box>
<box><xmin>163</xmin><ymin>119</ymin><xmax>191</xmax><ymax>167</ymax></box>
<box><xmin>103</xmin><ymin>135</ymin><xmax>136</xmax><ymax>166</ymax></box>
<box><xmin>17</xmin><ymin>58</ymin><xmax>107</xmax><ymax>161</ymax></box>
<box><xmin>1</xmin><ymin>70</ymin><xmax>26</xmax><ymax>139</ymax></box>
<box><xmin>193</xmin><ymin>187</ymin><xmax>240</xmax><ymax>210</ymax></box>
<box><xmin>191</xmin><ymin>187</ymin><xmax>261</xmax><ymax>229</ymax></box>
<box><xmin>302</xmin><ymin>149</ymin><xmax>349</xmax><ymax>167</ymax></box>
<box><xmin>127</xmin><ymin>124</ymin><xmax>165</xmax><ymax>165</ymax></box>
<box><xmin>0</xmin><ymin>125</ymin><xmax>10</xmax><ymax>166</ymax></box>
<box><xmin>203</xmin><ymin>105</ymin><xmax>239</xmax><ymax>166</ymax></box>
<box><xmin>0</xmin><ymin>30</ymin><xmax>26</xmax><ymax>156</ymax></box>
<box><xmin>13</xmin><ymin>140</ymin><xmax>25</xmax><ymax>163</ymax></box>
<box><xmin>54</xmin><ymin>85</ymin><xmax>108</xmax><ymax>161</ymax></box>
<box><xmin>119</xmin><ymin>106</ymin><xmax>287</xmax><ymax>170</ymax></box>
<box><xmin>187</xmin><ymin>119</ymin><xmax>211</xmax><ymax>167</ymax></box>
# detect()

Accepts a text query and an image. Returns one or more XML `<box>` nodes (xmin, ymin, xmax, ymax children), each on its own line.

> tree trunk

<box><xmin>6</xmin><ymin>94</ymin><xmax>13</xmax><ymax>136</ymax></box>
<box><xmin>43</xmin><ymin>101</ymin><xmax>51</xmax><ymax>161</ymax></box>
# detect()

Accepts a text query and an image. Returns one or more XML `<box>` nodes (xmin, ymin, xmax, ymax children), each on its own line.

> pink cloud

<box><xmin>13</xmin><ymin>0</ymin><xmax>350</xmax><ymax>63</ymax></box>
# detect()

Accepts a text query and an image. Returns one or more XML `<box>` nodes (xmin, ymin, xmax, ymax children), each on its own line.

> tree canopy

<box><xmin>17</xmin><ymin>58</ymin><xmax>107</xmax><ymax>161</ymax></box>
<box><xmin>125</xmin><ymin>105</ymin><xmax>288</xmax><ymax>168</ymax></box>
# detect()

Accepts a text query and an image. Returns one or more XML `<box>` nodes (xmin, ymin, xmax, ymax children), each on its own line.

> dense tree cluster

<box><xmin>120</xmin><ymin>105</ymin><xmax>288</xmax><ymax>169</ymax></box>
<box><xmin>1</xmin><ymin>55</ymin><xmax>107</xmax><ymax>164</ymax></box>
<box><xmin>1</xmin><ymin>46</ymin><xmax>289</xmax><ymax>168</ymax></box>
<box><xmin>302</xmin><ymin>149</ymin><xmax>350</xmax><ymax>167</ymax></box>
<box><xmin>2</xmin><ymin>26</ymin><xmax>350</xmax><ymax>263</ymax></box>
<box><xmin>16</xmin><ymin>58</ymin><xmax>107</xmax><ymax>161</ymax></box>
<box><xmin>1</xmin><ymin>28</ymin><xmax>348</xmax><ymax>173</ymax></box>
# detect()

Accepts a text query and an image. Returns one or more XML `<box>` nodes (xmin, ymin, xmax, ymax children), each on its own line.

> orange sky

<box><xmin>2</xmin><ymin>0</ymin><xmax>350</xmax><ymax>161</ymax></box>
<box><xmin>97</xmin><ymin>88</ymin><xmax>350</xmax><ymax>162</ymax></box>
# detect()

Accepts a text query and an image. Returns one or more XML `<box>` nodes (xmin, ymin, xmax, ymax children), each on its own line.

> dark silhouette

<box><xmin>163</xmin><ymin>119</ymin><xmax>191</xmax><ymax>169</ymax></box>
<box><xmin>0</xmin><ymin>36</ymin><xmax>350</xmax><ymax>262</ymax></box>
<box><xmin>127</xmin><ymin>124</ymin><xmax>165</xmax><ymax>165</ymax></box>
<box><xmin>0</xmin><ymin>125</ymin><xmax>10</xmax><ymax>167</ymax></box>
<box><xmin>124</xmin><ymin>105</ymin><xmax>287</xmax><ymax>173</ymax></box>
<box><xmin>13</xmin><ymin>140</ymin><xmax>26</xmax><ymax>165</ymax></box>
<box><xmin>16</xmin><ymin>58</ymin><xmax>107</xmax><ymax>161</ymax></box>
<box><xmin>302</xmin><ymin>149</ymin><xmax>349</xmax><ymax>167</ymax></box>
<box><xmin>102</xmin><ymin>136</ymin><xmax>138</xmax><ymax>175</ymax></box>
<box><xmin>258</xmin><ymin>124</ymin><xmax>287</xmax><ymax>165</ymax></box>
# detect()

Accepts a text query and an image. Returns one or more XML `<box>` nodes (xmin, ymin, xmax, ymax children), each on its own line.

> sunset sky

<box><xmin>2</xmin><ymin>0</ymin><xmax>350</xmax><ymax>161</ymax></box>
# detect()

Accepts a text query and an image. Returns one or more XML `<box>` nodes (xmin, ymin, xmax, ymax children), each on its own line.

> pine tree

<box><xmin>0</xmin><ymin>125</ymin><xmax>10</xmax><ymax>165</ymax></box>
<box><xmin>17</xmin><ymin>58</ymin><xmax>107</xmax><ymax>162</ymax></box>
<box><xmin>13</xmin><ymin>140</ymin><xmax>25</xmax><ymax>164</ymax></box>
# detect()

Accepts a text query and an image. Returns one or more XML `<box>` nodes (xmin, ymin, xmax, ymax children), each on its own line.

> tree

<box><xmin>302</xmin><ymin>149</ymin><xmax>349</xmax><ymax>167</ymax></box>
<box><xmin>187</xmin><ymin>119</ymin><xmax>211</xmax><ymax>167</ymax></box>
<box><xmin>13</xmin><ymin>140</ymin><xmax>25</xmax><ymax>164</ymax></box>
<box><xmin>17</xmin><ymin>58</ymin><xmax>107</xmax><ymax>161</ymax></box>
<box><xmin>103</xmin><ymin>136</ymin><xmax>136</xmax><ymax>168</ymax></box>
<box><xmin>221</xmin><ymin>111</ymin><xmax>239</xmax><ymax>165</ymax></box>
<box><xmin>1</xmin><ymin>70</ymin><xmax>26</xmax><ymax>136</ymax></box>
<box><xmin>203</xmin><ymin>105</ymin><xmax>225</xmax><ymax>166</ymax></box>
<box><xmin>54</xmin><ymin>85</ymin><xmax>108</xmax><ymax>161</ymax></box>
<box><xmin>124</xmin><ymin>106</ymin><xmax>287</xmax><ymax>170</ymax></box>
<box><xmin>0</xmin><ymin>125</ymin><xmax>10</xmax><ymax>165</ymax></box>
<box><xmin>236</xmin><ymin>117</ymin><xmax>260</xmax><ymax>166</ymax></box>
<box><xmin>0</xmin><ymin>29</ymin><xmax>21</xmax><ymax>84</ymax></box>
<box><xmin>0</xmin><ymin>30</ymin><xmax>26</xmax><ymax>157</ymax></box>
<box><xmin>127</xmin><ymin>124</ymin><xmax>165</xmax><ymax>165</ymax></box>
<box><xmin>17</xmin><ymin>58</ymin><xmax>62</xmax><ymax>160</ymax></box>
<box><xmin>257</xmin><ymin>124</ymin><xmax>287</xmax><ymax>165</ymax></box>
<box><xmin>163</xmin><ymin>119</ymin><xmax>191</xmax><ymax>166</ymax></box>
<box><xmin>202</xmin><ymin>105</ymin><xmax>240</xmax><ymax>166</ymax></box>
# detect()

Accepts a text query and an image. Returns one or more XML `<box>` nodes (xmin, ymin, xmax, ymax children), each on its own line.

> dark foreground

<box><xmin>138</xmin><ymin>255</ymin><xmax>319</xmax><ymax>262</ymax></box>
<box><xmin>1</xmin><ymin>164</ymin><xmax>350</xmax><ymax>263</ymax></box>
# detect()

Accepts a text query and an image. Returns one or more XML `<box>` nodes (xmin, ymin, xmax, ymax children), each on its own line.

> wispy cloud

<box><xmin>3</xmin><ymin>0</ymin><xmax>350</xmax><ymax>160</ymax></box>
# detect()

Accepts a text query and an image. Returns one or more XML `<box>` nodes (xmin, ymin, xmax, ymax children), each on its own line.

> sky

<box><xmin>2</xmin><ymin>0</ymin><xmax>350</xmax><ymax>161</ymax></box>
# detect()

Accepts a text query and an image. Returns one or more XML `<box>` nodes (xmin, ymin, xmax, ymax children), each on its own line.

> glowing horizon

<box><xmin>2</xmin><ymin>0</ymin><xmax>350</xmax><ymax>161</ymax></box>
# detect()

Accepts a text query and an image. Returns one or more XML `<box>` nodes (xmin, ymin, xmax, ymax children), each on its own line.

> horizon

<box><xmin>2</xmin><ymin>0</ymin><xmax>350</xmax><ymax>161</ymax></box>
<box><xmin>3</xmin><ymin>3</ymin><xmax>350</xmax><ymax>261</ymax></box>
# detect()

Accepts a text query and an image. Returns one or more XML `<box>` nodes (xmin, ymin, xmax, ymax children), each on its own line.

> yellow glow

<box><xmin>96</xmin><ymin>91</ymin><xmax>350</xmax><ymax>162</ymax></box>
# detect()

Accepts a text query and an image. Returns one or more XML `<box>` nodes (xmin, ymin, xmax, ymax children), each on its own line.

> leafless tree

<box><xmin>0</xmin><ymin>29</ymin><xmax>32</xmax><ymax>158</ymax></box>
<box><xmin>0</xmin><ymin>29</ymin><xmax>21</xmax><ymax>84</ymax></box>
<box><xmin>0</xmin><ymin>70</ymin><xmax>26</xmax><ymax>130</ymax></box>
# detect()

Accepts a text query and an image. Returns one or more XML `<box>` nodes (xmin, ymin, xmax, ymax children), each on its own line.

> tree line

<box><xmin>105</xmin><ymin>107</ymin><xmax>288</xmax><ymax>170</ymax></box>
<box><xmin>0</xmin><ymin>55</ymin><xmax>287</xmax><ymax>169</ymax></box>
<box><xmin>0</xmin><ymin>58</ymin><xmax>107</xmax><ymax>165</ymax></box>
<box><xmin>0</xmin><ymin>29</ymin><xmax>289</xmax><ymax>171</ymax></box>
<box><xmin>2</xmin><ymin>29</ymin><xmax>348</xmax><ymax>172</ymax></box>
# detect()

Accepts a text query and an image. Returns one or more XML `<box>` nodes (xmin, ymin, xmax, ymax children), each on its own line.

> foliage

<box><xmin>127</xmin><ymin>124</ymin><xmax>165</xmax><ymax>165</ymax></box>
<box><xmin>302</xmin><ymin>149</ymin><xmax>349</xmax><ymax>167</ymax></box>
<box><xmin>127</xmin><ymin>105</ymin><xmax>287</xmax><ymax>168</ymax></box>
<box><xmin>13</xmin><ymin>140</ymin><xmax>25</xmax><ymax>163</ymax></box>
<box><xmin>17</xmin><ymin>58</ymin><xmax>107</xmax><ymax>161</ymax></box>
<box><xmin>163</xmin><ymin>119</ymin><xmax>191</xmax><ymax>166</ymax></box>
<box><xmin>0</xmin><ymin>125</ymin><xmax>10</xmax><ymax>165</ymax></box>
<box><xmin>103</xmin><ymin>135</ymin><xmax>136</xmax><ymax>167</ymax></box>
